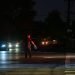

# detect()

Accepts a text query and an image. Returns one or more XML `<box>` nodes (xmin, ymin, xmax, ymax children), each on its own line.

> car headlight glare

<box><xmin>1</xmin><ymin>44</ymin><xmax>6</xmax><ymax>48</ymax></box>
<box><xmin>8</xmin><ymin>43</ymin><xmax>12</xmax><ymax>48</ymax></box>
<box><xmin>41</xmin><ymin>41</ymin><xmax>45</xmax><ymax>45</ymax></box>
<box><xmin>15</xmin><ymin>43</ymin><xmax>19</xmax><ymax>47</ymax></box>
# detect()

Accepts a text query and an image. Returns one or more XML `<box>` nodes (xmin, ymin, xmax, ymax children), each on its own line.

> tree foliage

<box><xmin>44</xmin><ymin>10</ymin><xmax>65</xmax><ymax>37</ymax></box>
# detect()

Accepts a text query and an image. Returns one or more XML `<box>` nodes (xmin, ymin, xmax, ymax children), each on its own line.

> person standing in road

<box><xmin>23</xmin><ymin>34</ymin><xmax>32</xmax><ymax>58</ymax></box>
<box><xmin>27</xmin><ymin>34</ymin><xmax>32</xmax><ymax>58</ymax></box>
<box><xmin>22</xmin><ymin>34</ymin><xmax>37</xmax><ymax>58</ymax></box>
<box><xmin>27</xmin><ymin>34</ymin><xmax>37</xmax><ymax>58</ymax></box>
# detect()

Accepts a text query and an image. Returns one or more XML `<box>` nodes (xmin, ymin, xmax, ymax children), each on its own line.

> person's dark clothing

<box><xmin>25</xmin><ymin>48</ymin><xmax>31</xmax><ymax>58</ymax></box>
<box><xmin>22</xmin><ymin>36</ymin><xmax>31</xmax><ymax>58</ymax></box>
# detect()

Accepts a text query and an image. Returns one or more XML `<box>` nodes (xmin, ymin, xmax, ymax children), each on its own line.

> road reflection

<box><xmin>0</xmin><ymin>51</ymin><xmax>20</xmax><ymax>64</ymax></box>
<box><xmin>0</xmin><ymin>51</ymin><xmax>8</xmax><ymax>61</ymax></box>
<box><xmin>0</xmin><ymin>51</ymin><xmax>65</xmax><ymax>70</ymax></box>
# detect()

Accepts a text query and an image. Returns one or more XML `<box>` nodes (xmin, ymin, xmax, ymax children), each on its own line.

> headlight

<box><xmin>41</xmin><ymin>41</ymin><xmax>45</xmax><ymax>45</ymax></box>
<box><xmin>53</xmin><ymin>40</ymin><xmax>57</xmax><ymax>44</ymax></box>
<box><xmin>8</xmin><ymin>43</ymin><xmax>12</xmax><ymax>48</ymax></box>
<box><xmin>15</xmin><ymin>43</ymin><xmax>19</xmax><ymax>47</ymax></box>
<box><xmin>45</xmin><ymin>41</ymin><xmax>49</xmax><ymax>45</ymax></box>
<box><xmin>41</xmin><ymin>41</ymin><xmax>49</xmax><ymax>45</ymax></box>
<box><xmin>1</xmin><ymin>44</ymin><xmax>6</xmax><ymax>48</ymax></box>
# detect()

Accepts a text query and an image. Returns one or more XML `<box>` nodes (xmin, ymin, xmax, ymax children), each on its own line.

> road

<box><xmin>0</xmin><ymin>51</ymin><xmax>65</xmax><ymax>63</ymax></box>
<box><xmin>1</xmin><ymin>51</ymin><xmax>75</xmax><ymax>65</ymax></box>
<box><xmin>0</xmin><ymin>51</ymin><xmax>65</xmax><ymax>75</ymax></box>
<box><xmin>0</xmin><ymin>51</ymin><xmax>75</xmax><ymax>75</ymax></box>
<box><xmin>0</xmin><ymin>51</ymin><xmax>65</xmax><ymax>68</ymax></box>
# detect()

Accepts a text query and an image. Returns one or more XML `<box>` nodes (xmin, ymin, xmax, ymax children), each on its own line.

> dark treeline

<box><xmin>0</xmin><ymin>0</ymin><xmax>36</xmax><ymax>40</ymax></box>
<box><xmin>0</xmin><ymin>0</ymin><xmax>73</xmax><ymax>41</ymax></box>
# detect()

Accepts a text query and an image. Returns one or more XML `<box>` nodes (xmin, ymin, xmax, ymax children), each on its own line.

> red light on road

<box><xmin>41</xmin><ymin>41</ymin><xmax>49</xmax><ymax>45</ymax></box>
<box><xmin>41</xmin><ymin>41</ymin><xmax>45</xmax><ymax>45</ymax></box>
<box><xmin>45</xmin><ymin>41</ymin><xmax>48</xmax><ymax>45</ymax></box>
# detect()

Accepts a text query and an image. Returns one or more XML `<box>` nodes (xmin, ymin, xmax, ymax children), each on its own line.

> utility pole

<box><xmin>67</xmin><ymin>0</ymin><xmax>72</xmax><ymax>51</ymax></box>
<box><xmin>64</xmin><ymin>0</ymin><xmax>75</xmax><ymax>71</ymax></box>
<box><xmin>65</xmin><ymin>0</ymin><xmax>72</xmax><ymax>51</ymax></box>
<box><xmin>67</xmin><ymin>0</ymin><xmax>70</xmax><ymax>27</ymax></box>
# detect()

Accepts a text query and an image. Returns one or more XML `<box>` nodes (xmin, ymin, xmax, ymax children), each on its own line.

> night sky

<box><xmin>34</xmin><ymin>0</ymin><xmax>64</xmax><ymax>21</ymax></box>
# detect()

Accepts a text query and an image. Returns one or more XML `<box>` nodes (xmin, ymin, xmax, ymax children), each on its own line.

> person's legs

<box><xmin>28</xmin><ymin>49</ymin><xmax>31</xmax><ymax>58</ymax></box>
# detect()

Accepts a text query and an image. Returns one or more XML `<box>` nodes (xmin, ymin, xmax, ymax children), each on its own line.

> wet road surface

<box><xmin>0</xmin><ymin>51</ymin><xmax>75</xmax><ymax>75</ymax></box>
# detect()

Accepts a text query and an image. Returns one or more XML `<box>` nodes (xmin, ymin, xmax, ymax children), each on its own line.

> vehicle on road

<box><xmin>32</xmin><ymin>37</ymin><xmax>65</xmax><ymax>52</ymax></box>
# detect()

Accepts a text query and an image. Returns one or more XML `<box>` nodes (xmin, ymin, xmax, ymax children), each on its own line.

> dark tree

<box><xmin>44</xmin><ymin>10</ymin><xmax>65</xmax><ymax>38</ymax></box>
<box><xmin>0</xmin><ymin>0</ymin><xmax>36</xmax><ymax>39</ymax></box>
<box><xmin>32</xmin><ymin>21</ymin><xmax>45</xmax><ymax>36</ymax></box>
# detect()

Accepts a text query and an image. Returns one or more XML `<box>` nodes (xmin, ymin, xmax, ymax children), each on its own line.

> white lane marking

<box><xmin>65</xmin><ymin>71</ymin><xmax>75</xmax><ymax>73</ymax></box>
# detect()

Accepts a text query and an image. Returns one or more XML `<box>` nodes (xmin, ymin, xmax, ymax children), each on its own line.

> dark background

<box><xmin>0</xmin><ymin>0</ymin><xmax>74</xmax><ymax>50</ymax></box>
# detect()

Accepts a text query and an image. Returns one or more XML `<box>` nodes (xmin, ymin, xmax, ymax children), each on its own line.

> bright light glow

<box><xmin>1</xmin><ymin>44</ymin><xmax>6</xmax><ymax>48</ymax></box>
<box><xmin>15</xmin><ymin>48</ymin><xmax>19</xmax><ymax>53</ymax></box>
<box><xmin>45</xmin><ymin>41</ymin><xmax>48</xmax><ymax>45</ymax></box>
<box><xmin>15</xmin><ymin>43</ymin><xmax>19</xmax><ymax>47</ymax></box>
<box><xmin>1</xmin><ymin>51</ymin><xmax>6</xmax><ymax>54</ymax></box>
<box><xmin>8</xmin><ymin>43</ymin><xmax>12</xmax><ymax>48</ymax></box>
<box><xmin>53</xmin><ymin>40</ymin><xmax>57</xmax><ymax>44</ymax></box>
<box><xmin>53</xmin><ymin>40</ymin><xmax>56</xmax><ymax>42</ymax></box>
<box><xmin>0</xmin><ymin>51</ymin><xmax>7</xmax><ymax>60</ymax></box>
<box><xmin>41</xmin><ymin>41</ymin><xmax>45</xmax><ymax>45</ymax></box>
<box><xmin>9</xmin><ymin>48</ymin><xmax>13</xmax><ymax>52</ymax></box>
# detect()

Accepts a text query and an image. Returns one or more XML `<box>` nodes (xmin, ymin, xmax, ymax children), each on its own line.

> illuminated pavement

<box><xmin>1</xmin><ymin>51</ymin><xmax>75</xmax><ymax>75</ymax></box>
<box><xmin>0</xmin><ymin>51</ymin><xmax>65</xmax><ymax>69</ymax></box>
<box><xmin>1</xmin><ymin>51</ymin><xmax>75</xmax><ymax>64</ymax></box>
<box><xmin>0</xmin><ymin>51</ymin><xmax>65</xmax><ymax>75</ymax></box>
<box><xmin>0</xmin><ymin>51</ymin><xmax>65</xmax><ymax>63</ymax></box>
